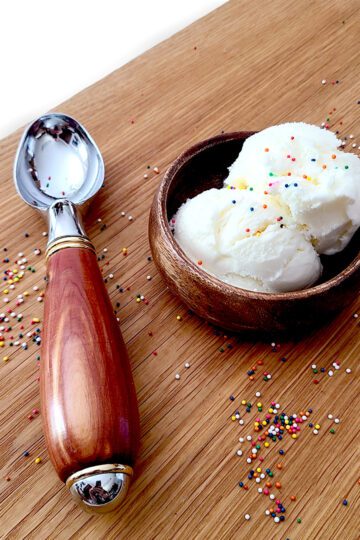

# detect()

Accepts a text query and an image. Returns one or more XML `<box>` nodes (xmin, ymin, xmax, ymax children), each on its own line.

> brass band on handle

<box><xmin>46</xmin><ymin>236</ymin><xmax>96</xmax><ymax>260</ymax></box>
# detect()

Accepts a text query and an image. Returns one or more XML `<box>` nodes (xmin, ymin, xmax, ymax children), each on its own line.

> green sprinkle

<box><xmin>269</xmin><ymin>172</ymin><xmax>274</xmax><ymax>177</ymax></box>
<box><xmin>330</xmin><ymin>428</ymin><xmax>335</xmax><ymax>434</ymax></box>
<box><xmin>249</xmin><ymin>187</ymin><xmax>254</xmax><ymax>191</ymax></box>
<box><xmin>219</xmin><ymin>347</ymin><xmax>225</xmax><ymax>353</ymax></box>
<box><xmin>297</xmin><ymin>518</ymin><xmax>302</xmax><ymax>524</ymax></box>
<box><xmin>345</xmin><ymin>165</ymin><xmax>349</xmax><ymax>170</ymax></box>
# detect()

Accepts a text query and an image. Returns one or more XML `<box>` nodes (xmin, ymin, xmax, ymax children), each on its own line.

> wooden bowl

<box><xmin>149</xmin><ymin>132</ymin><xmax>360</xmax><ymax>334</ymax></box>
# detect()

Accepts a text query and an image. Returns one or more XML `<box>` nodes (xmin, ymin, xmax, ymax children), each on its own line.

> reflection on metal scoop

<box><xmin>14</xmin><ymin>114</ymin><xmax>140</xmax><ymax>514</ymax></box>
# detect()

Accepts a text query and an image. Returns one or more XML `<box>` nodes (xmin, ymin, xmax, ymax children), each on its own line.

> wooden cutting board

<box><xmin>0</xmin><ymin>1</ymin><xmax>359</xmax><ymax>538</ymax></box>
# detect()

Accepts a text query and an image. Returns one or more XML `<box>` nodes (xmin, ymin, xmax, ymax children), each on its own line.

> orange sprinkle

<box><xmin>264</xmin><ymin>191</ymin><xmax>268</xmax><ymax>195</ymax></box>
<box><xmin>264</xmin><ymin>148</ymin><xmax>269</xmax><ymax>152</ymax></box>
<box><xmin>275</xmin><ymin>482</ymin><xmax>282</xmax><ymax>489</ymax></box>
<box><xmin>266</xmin><ymin>481</ymin><xmax>272</xmax><ymax>488</ymax></box>
<box><xmin>302</xmin><ymin>174</ymin><xmax>307</xmax><ymax>179</ymax></box>
<box><xmin>290</xmin><ymin>495</ymin><xmax>297</xmax><ymax>501</ymax></box>
<box><xmin>331</xmin><ymin>154</ymin><xmax>336</xmax><ymax>159</ymax></box>
<box><xmin>322</xmin><ymin>164</ymin><xmax>327</xmax><ymax>169</ymax></box>
<box><xmin>287</xmin><ymin>172</ymin><xmax>292</xmax><ymax>176</ymax></box>
<box><xmin>263</xmin><ymin>204</ymin><xmax>268</xmax><ymax>209</ymax></box>
<box><xmin>245</xmin><ymin>228</ymin><xmax>250</xmax><ymax>233</ymax></box>
<box><xmin>197</xmin><ymin>260</ymin><xmax>203</xmax><ymax>265</ymax></box>
<box><xmin>249</xmin><ymin>375</ymin><xmax>255</xmax><ymax>381</ymax></box>
<box><xmin>276</xmin><ymin>463</ymin><xmax>283</xmax><ymax>470</ymax></box>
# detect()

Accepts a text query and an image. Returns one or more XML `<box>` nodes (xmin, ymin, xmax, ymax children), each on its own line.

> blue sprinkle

<box><xmin>311</xmin><ymin>158</ymin><xmax>316</xmax><ymax>162</ymax></box>
<box><xmin>230</xmin><ymin>395</ymin><xmax>235</xmax><ymax>401</ymax></box>
<box><xmin>232</xmin><ymin>200</ymin><xmax>236</xmax><ymax>204</ymax></box>
<box><xmin>250</xmin><ymin>207</ymin><xmax>254</xmax><ymax>212</ymax></box>
<box><xmin>239</xmin><ymin>481</ymin><xmax>244</xmax><ymax>487</ymax></box>
<box><xmin>285</xmin><ymin>184</ymin><xmax>289</xmax><ymax>188</ymax></box>
<box><xmin>279</xmin><ymin>449</ymin><xmax>285</xmax><ymax>455</ymax></box>
<box><xmin>343</xmin><ymin>499</ymin><xmax>348</xmax><ymax>506</ymax></box>
<box><xmin>294</xmin><ymin>183</ymin><xmax>298</xmax><ymax>187</ymax></box>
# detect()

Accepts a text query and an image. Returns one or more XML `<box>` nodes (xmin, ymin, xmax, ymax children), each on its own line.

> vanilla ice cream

<box><xmin>172</xmin><ymin>123</ymin><xmax>360</xmax><ymax>293</ymax></box>
<box><xmin>225</xmin><ymin>123</ymin><xmax>360</xmax><ymax>255</ymax></box>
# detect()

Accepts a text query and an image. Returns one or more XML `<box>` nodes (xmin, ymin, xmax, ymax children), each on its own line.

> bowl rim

<box><xmin>157</xmin><ymin>131</ymin><xmax>360</xmax><ymax>301</ymax></box>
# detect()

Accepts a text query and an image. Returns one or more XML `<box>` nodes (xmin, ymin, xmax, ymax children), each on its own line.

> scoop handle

<box><xmin>40</xmin><ymin>245</ymin><xmax>140</xmax><ymax>483</ymax></box>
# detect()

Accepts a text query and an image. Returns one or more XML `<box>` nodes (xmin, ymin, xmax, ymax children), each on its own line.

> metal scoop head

<box><xmin>14</xmin><ymin>113</ymin><xmax>104</xmax><ymax>211</ymax></box>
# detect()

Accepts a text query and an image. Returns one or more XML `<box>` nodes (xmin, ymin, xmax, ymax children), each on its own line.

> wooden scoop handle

<box><xmin>40</xmin><ymin>246</ymin><xmax>140</xmax><ymax>482</ymax></box>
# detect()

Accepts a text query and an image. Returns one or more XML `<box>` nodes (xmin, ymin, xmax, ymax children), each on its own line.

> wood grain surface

<box><xmin>0</xmin><ymin>0</ymin><xmax>359</xmax><ymax>538</ymax></box>
<box><xmin>41</xmin><ymin>247</ymin><xmax>139</xmax><ymax>482</ymax></box>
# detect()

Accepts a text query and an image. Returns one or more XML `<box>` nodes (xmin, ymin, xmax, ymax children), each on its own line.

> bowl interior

<box><xmin>165</xmin><ymin>133</ymin><xmax>360</xmax><ymax>287</ymax></box>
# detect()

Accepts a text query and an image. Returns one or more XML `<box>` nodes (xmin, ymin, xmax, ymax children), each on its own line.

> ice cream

<box><xmin>225</xmin><ymin>123</ymin><xmax>360</xmax><ymax>255</ymax></box>
<box><xmin>172</xmin><ymin>123</ymin><xmax>360</xmax><ymax>293</ymax></box>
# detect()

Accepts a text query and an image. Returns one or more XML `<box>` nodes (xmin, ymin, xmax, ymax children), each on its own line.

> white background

<box><xmin>0</xmin><ymin>0</ymin><xmax>225</xmax><ymax>139</ymax></box>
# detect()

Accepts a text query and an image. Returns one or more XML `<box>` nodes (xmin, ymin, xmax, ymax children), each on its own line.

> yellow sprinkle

<box><xmin>32</xmin><ymin>318</ymin><xmax>40</xmax><ymax>323</ymax></box>
<box><xmin>241</xmin><ymin>400</ymin><xmax>246</xmax><ymax>405</ymax></box>
<box><xmin>231</xmin><ymin>415</ymin><xmax>236</xmax><ymax>421</ymax></box>
<box><xmin>268</xmin><ymin>408</ymin><xmax>273</xmax><ymax>414</ymax></box>
<box><xmin>122</xmin><ymin>247</ymin><xmax>127</xmax><ymax>253</ymax></box>
<box><xmin>257</xmin><ymin>402</ymin><xmax>262</xmax><ymax>408</ymax></box>
<box><xmin>264</xmin><ymin>442</ymin><xmax>270</xmax><ymax>448</ymax></box>
<box><xmin>3</xmin><ymin>289</ymin><xmax>8</xmax><ymax>294</ymax></box>
<box><xmin>262</xmin><ymin>420</ymin><xmax>267</xmax><ymax>426</ymax></box>
<box><xmin>13</xmin><ymin>269</ymin><xmax>18</xmax><ymax>274</ymax></box>
<box><xmin>291</xmin><ymin>434</ymin><xmax>297</xmax><ymax>439</ymax></box>
<box><xmin>3</xmin><ymin>356</ymin><xmax>9</xmax><ymax>362</ymax></box>
<box><xmin>34</xmin><ymin>457</ymin><xmax>42</xmax><ymax>464</ymax></box>
<box><xmin>285</xmin><ymin>419</ymin><xmax>289</xmax><ymax>424</ymax></box>
<box><xmin>254</xmin><ymin>422</ymin><xmax>259</xmax><ymax>427</ymax></box>
<box><xmin>24</xmin><ymin>291</ymin><xmax>30</xmax><ymax>296</ymax></box>
<box><xmin>0</xmin><ymin>342</ymin><xmax>4</xmax><ymax>347</ymax></box>
<box><xmin>315</xmin><ymin>424</ymin><xmax>321</xmax><ymax>430</ymax></box>
<box><xmin>256</xmin><ymin>467</ymin><xmax>262</xmax><ymax>473</ymax></box>
<box><xmin>176</xmin><ymin>315</ymin><xmax>182</xmax><ymax>321</ymax></box>
<box><xmin>8</xmin><ymin>279</ymin><xmax>13</xmax><ymax>285</ymax></box>
<box><xmin>136</xmin><ymin>298</ymin><xmax>141</xmax><ymax>303</ymax></box>
<box><xmin>14</xmin><ymin>277</ymin><xmax>19</xmax><ymax>282</ymax></box>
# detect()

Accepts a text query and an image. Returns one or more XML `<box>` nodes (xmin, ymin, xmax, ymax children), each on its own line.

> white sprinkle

<box><xmin>258</xmin><ymin>487</ymin><xmax>263</xmax><ymax>493</ymax></box>
<box><xmin>251</xmin><ymin>448</ymin><xmax>257</xmax><ymax>454</ymax></box>
<box><xmin>140</xmin><ymin>295</ymin><xmax>145</xmax><ymax>300</ymax></box>
<box><xmin>244</xmin><ymin>514</ymin><xmax>251</xmax><ymax>521</ymax></box>
<box><xmin>121</xmin><ymin>212</ymin><xmax>125</xmax><ymax>217</ymax></box>
<box><xmin>34</xmin><ymin>249</ymin><xmax>41</xmax><ymax>256</ymax></box>
<box><xmin>239</xmin><ymin>437</ymin><xmax>244</xmax><ymax>443</ymax></box>
<box><xmin>321</xmin><ymin>122</ymin><xmax>325</xmax><ymax>127</ymax></box>
<box><xmin>246</xmin><ymin>435</ymin><xmax>252</xmax><ymax>441</ymax></box>
<box><xmin>349</xmin><ymin>134</ymin><xmax>354</xmax><ymax>139</ymax></box>
<box><xmin>239</xmin><ymin>419</ymin><xmax>244</xmax><ymax>425</ymax></box>
<box><xmin>353</xmin><ymin>313</ymin><xmax>358</xmax><ymax>318</ymax></box>
<box><xmin>271</xmin><ymin>342</ymin><xmax>276</xmax><ymax>347</ymax></box>
<box><xmin>109</xmin><ymin>274</ymin><xmax>114</xmax><ymax>279</ymax></box>
<box><xmin>143</xmin><ymin>173</ymin><xmax>148</xmax><ymax>179</ymax></box>
<box><xmin>235</xmin><ymin>413</ymin><xmax>240</xmax><ymax>420</ymax></box>
<box><xmin>246</xmin><ymin>458</ymin><xmax>252</xmax><ymax>464</ymax></box>
<box><xmin>33</xmin><ymin>286</ymin><xmax>39</xmax><ymax>291</ymax></box>
<box><xmin>267</xmin><ymin>374</ymin><xmax>272</xmax><ymax>380</ymax></box>
<box><xmin>3</xmin><ymin>298</ymin><xmax>9</xmax><ymax>303</ymax></box>
<box><xmin>153</xmin><ymin>166</ymin><xmax>159</xmax><ymax>174</ymax></box>
<box><xmin>146</xmin><ymin>275</ymin><xmax>152</xmax><ymax>280</ymax></box>
<box><xmin>128</xmin><ymin>216</ymin><xmax>133</xmax><ymax>221</ymax></box>
<box><xmin>255</xmin><ymin>391</ymin><xmax>261</xmax><ymax>398</ymax></box>
<box><xmin>311</xmin><ymin>364</ymin><xmax>317</xmax><ymax>369</ymax></box>
<box><xmin>269</xmin><ymin>494</ymin><xmax>275</xmax><ymax>500</ymax></box>
<box><xmin>42</xmin><ymin>232</ymin><xmax>48</xmax><ymax>237</ymax></box>
<box><xmin>334</xmin><ymin>418</ymin><xmax>340</xmax><ymax>424</ymax></box>
<box><xmin>321</xmin><ymin>79</ymin><xmax>326</xmax><ymax>84</ymax></box>
<box><xmin>175</xmin><ymin>373</ymin><xmax>180</xmax><ymax>380</ymax></box>
<box><xmin>328</xmin><ymin>370</ymin><xmax>334</xmax><ymax>377</ymax></box>
<box><xmin>260</xmin><ymin>473</ymin><xmax>265</xmax><ymax>479</ymax></box>
<box><xmin>352</xmin><ymin>143</ymin><xmax>357</xmax><ymax>148</ymax></box>
<box><xmin>313</xmin><ymin>429</ymin><xmax>319</xmax><ymax>435</ymax></box>
<box><xmin>265</xmin><ymin>510</ymin><xmax>270</xmax><ymax>516</ymax></box>
<box><xmin>236</xmin><ymin>450</ymin><xmax>243</xmax><ymax>456</ymax></box>
<box><xmin>346</xmin><ymin>368</ymin><xmax>352</xmax><ymax>374</ymax></box>
<box><xmin>103</xmin><ymin>248</ymin><xmax>108</xmax><ymax>253</ymax></box>
<box><xmin>328</xmin><ymin>414</ymin><xmax>333</xmax><ymax>419</ymax></box>
<box><xmin>97</xmin><ymin>218</ymin><xmax>102</xmax><ymax>222</ymax></box>
<box><xmin>255</xmin><ymin>477</ymin><xmax>261</xmax><ymax>483</ymax></box>
<box><xmin>37</xmin><ymin>297</ymin><xmax>43</xmax><ymax>302</ymax></box>
<box><xmin>184</xmin><ymin>362</ymin><xmax>190</xmax><ymax>369</ymax></box>
<box><xmin>274</xmin><ymin>517</ymin><xmax>280</xmax><ymax>523</ymax></box>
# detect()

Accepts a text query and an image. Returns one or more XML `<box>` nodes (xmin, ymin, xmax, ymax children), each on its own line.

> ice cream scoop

<box><xmin>14</xmin><ymin>113</ymin><xmax>140</xmax><ymax>513</ymax></box>
<box><xmin>225</xmin><ymin>123</ymin><xmax>360</xmax><ymax>255</ymax></box>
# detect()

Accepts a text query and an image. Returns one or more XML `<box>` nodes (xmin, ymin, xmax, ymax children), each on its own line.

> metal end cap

<box><xmin>66</xmin><ymin>464</ymin><xmax>133</xmax><ymax>514</ymax></box>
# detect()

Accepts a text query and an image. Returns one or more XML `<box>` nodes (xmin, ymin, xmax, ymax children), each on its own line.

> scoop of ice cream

<box><xmin>173</xmin><ymin>188</ymin><xmax>322</xmax><ymax>292</ymax></box>
<box><xmin>225</xmin><ymin>123</ymin><xmax>360</xmax><ymax>255</ymax></box>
